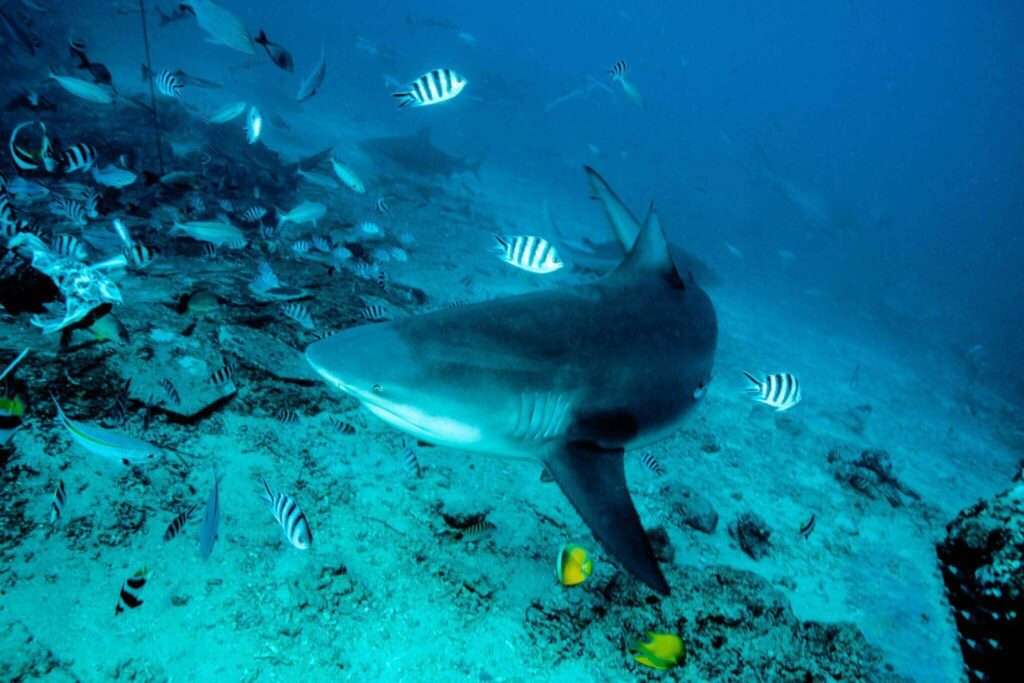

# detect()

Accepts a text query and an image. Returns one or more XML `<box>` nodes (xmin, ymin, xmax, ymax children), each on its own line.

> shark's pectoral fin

<box><xmin>544</xmin><ymin>441</ymin><xmax>670</xmax><ymax>595</ymax></box>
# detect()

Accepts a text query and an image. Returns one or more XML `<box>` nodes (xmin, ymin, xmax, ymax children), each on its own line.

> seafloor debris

<box><xmin>728</xmin><ymin>511</ymin><xmax>772</xmax><ymax>560</ymax></box>
<box><xmin>524</xmin><ymin>565</ymin><xmax>911</xmax><ymax>682</ymax></box>
<box><xmin>667</xmin><ymin>484</ymin><xmax>719</xmax><ymax>534</ymax></box>
<box><xmin>829</xmin><ymin>448</ymin><xmax>921</xmax><ymax>507</ymax></box>
<box><xmin>936</xmin><ymin>475</ymin><xmax>1023</xmax><ymax>683</ymax></box>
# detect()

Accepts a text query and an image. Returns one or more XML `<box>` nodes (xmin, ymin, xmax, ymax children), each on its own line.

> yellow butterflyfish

<box><xmin>555</xmin><ymin>543</ymin><xmax>593</xmax><ymax>587</ymax></box>
<box><xmin>632</xmin><ymin>632</ymin><xmax>685</xmax><ymax>670</ymax></box>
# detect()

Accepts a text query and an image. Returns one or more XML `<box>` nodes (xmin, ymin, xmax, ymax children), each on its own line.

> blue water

<box><xmin>1</xmin><ymin>1</ymin><xmax>1022</xmax><ymax>681</ymax></box>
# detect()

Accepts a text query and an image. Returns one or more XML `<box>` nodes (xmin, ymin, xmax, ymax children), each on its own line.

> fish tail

<box><xmin>742</xmin><ymin>371</ymin><xmax>761</xmax><ymax>389</ymax></box>
<box><xmin>255</xmin><ymin>30</ymin><xmax>268</xmax><ymax>45</ymax></box>
<box><xmin>260</xmin><ymin>477</ymin><xmax>274</xmax><ymax>505</ymax></box>
<box><xmin>392</xmin><ymin>91</ymin><xmax>415</xmax><ymax>108</ymax></box>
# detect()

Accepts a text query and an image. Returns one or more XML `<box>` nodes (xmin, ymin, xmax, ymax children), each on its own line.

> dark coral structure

<box><xmin>936</xmin><ymin>476</ymin><xmax>1023</xmax><ymax>682</ymax></box>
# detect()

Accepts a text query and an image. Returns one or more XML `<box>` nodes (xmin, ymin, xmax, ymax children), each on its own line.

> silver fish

<box><xmin>198</xmin><ymin>470</ymin><xmax>224</xmax><ymax>559</ymax></box>
<box><xmin>296</xmin><ymin>44</ymin><xmax>326</xmax><ymax>102</ymax></box>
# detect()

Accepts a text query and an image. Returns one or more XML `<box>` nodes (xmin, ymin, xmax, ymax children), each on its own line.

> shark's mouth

<box><xmin>362</xmin><ymin>401</ymin><xmax>481</xmax><ymax>445</ymax></box>
<box><xmin>309</xmin><ymin>359</ymin><xmax>481</xmax><ymax>445</ymax></box>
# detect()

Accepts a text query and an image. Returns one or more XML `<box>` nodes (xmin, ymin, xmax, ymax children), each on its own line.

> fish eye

<box><xmin>372</xmin><ymin>383</ymin><xmax>384</xmax><ymax>394</ymax></box>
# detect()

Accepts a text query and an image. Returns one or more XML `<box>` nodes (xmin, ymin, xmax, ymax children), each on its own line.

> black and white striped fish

<box><xmin>260</xmin><ymin>478</ymin><xmax>313</xmax><ymax>549</ymax></box>
<box><xmin>461</xmin><ymin>519</ymin><xmax>496</xmax><ymax>538</ymax></box>
<box><xmin>291</xmin><ymin>239</ymin><xmax>312</xmax><ymax>254</ymax></box>
<box><xmin>360</xmin><ymin>304</ymin><xmax>389</xmax><ymax>322</ymax></box>
<box><xmin>393</xmin><ymin>68</ymin><xmax>467</xmax><ymax>108</ymax></box>
<box><xmin>61</xmin><ymin>143</ymin><xmax>98</xmax><ymax>173</ymax></box>
<box><xmin>609</xmin><ymin>60</ymin><xmax>628</xmax><ymax>79</ymax></box>
<box><xmin>259</xmin><ymin>223</ymin><xmax>277</xmax><ymax>241</ymax></box>
<box><xmin>82</xmin><ymin>188</ymin><xmax>100</xmax><ymax>218</ymax></box>
<box><xmin>49</xmin><ymin>198</ymin><xmax>87</xmax><ymax>226</ymax></box>
<box><xmin>403</xmin><ymin>446</ymin><xmax>421</xmax><ymax>478</ymax></box>
<box><xmin>744</xmin><ymin>371</ymin><xmax>801</xmax><ymax>411</ymax></box>
<box><xmin>494</xmin><ymin>234</ymin><xmax>564</xmax><ymax>274</ymax></box>
<box><xmin>156</xmin><ymin>70</ymin><xmax>183</xmax><ymax>98</ymax></box>
<box><xmin>123</xmin><ymin>242</ymin><xmax>156</xmax><ymax>268</ymax></box>
<box><xmin>281</xmin><ymin>303</ymin><xmax>315</xmax><ymax>329</ymax></box>
<box><xmin>375</xmin><ymin>198</ymin><xmax>390</xmax><ymax>215</ymax></box>
<box><xmin>49</xmin><ymin>480</ymin><xmax>66</xmax><ymax>525</ymax></box>
<box><xmin>375</xmin><ymin>270</ymin><xmax>388</xmax><ymax>290</ymax></box>
<box><xmin>311</xmin><ymin>236</ymin><xmax>331</xmax><ymax>253</ymax></box>
<box><xmin>52</xmin><ymin>233</ymin><xmax>86</xmax><ymax>259</ymax></box>
<box><xmin>201</xmin><ymin>243</ymin><xmax>217</xmax><ymax>258</ymax></box>
<box><xmin>0</xmin><ymin>195</ymin><xmax>18</xmax><ymax>235</ymax></box>
<box><xmin>328</xmin><ymin>415</ymin><xmax>356</xmax><ymax>435</ymax></box>
<box><xmin>159</xmin><ymin>378</ymin><xmax>180</xmax><ymax>405</ymax></box>
<box><xmin>241</xmin><ymin>206</ymin><xmax>267</xmax><ymax>223</ymax></box>
<box><xmin>114</xmin><ymin>567</ymin><xmax>149</xmax><ymax>615</ymax></box>
<box><xmin>275</xmin><ymin>408</ymin><xmax>298</xmax><ymax>424</ymax></box>
<box><xmin>640</xmin><ymin>452</ymin><xmax>666</xmax><ymax>477</ymax></box>
<box><xmin>209</xmin><ymin>365</ymin><xmax>234</xmax><ymax>386</ymax></box>
<box><xmin>163</xmin><ymin>504</ymin><xmax>196</xmax><ymax>542</ymax></box>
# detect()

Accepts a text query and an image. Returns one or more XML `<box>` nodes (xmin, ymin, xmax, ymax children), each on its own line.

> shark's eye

<box><xmin>372</xmin><ymin>383</ymin><xmax>383</xmax><ymax>394</ymax></box>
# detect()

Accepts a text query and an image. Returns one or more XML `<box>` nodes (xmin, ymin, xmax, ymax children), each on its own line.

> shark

<box><xmin>359</xmin><ymin>128</ymin><xmax>482</xmax><ymax>178</ymax></box>
<box><xmin>549</xmin><ymin>169</ymin><xmax>720</xmax><ymax>287</ymax></box>
<box><xmin>306</xmin><ymin>169</ymin><xmax>718</xmax><ymax>594</ymax></box>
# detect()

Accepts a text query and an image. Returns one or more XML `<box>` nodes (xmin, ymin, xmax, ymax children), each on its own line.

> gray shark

<box><xmin>306</xmin><ymin>170</ymin><xmax>717</xmax><ymax>594</ymax></box>
<box><xmin>359</xmin><ymin>128</ymin><xmax>481</xmax><ymax>178</ymax></box>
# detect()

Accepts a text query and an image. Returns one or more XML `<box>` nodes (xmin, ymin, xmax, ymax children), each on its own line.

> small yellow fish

<box><xmin>87</xmin><ymin>314</ymin><xmax>129</xmax><ymax>345</ymax></box>
<box><xmin>0</xmin><ymin>395</ymin><xmax>25</xmax><ymax>418</ymax></box>
<box><xmin>631</xmin><ymin>632</ymin><xmax>685</xmax><ymax>670</ymax></box>
<box><xmin>555</xmin><ymin>543</ymin><xmax>593</xmax><ymax>587</ymax></box>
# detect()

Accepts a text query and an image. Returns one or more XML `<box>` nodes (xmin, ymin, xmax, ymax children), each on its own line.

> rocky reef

<box><xmin>937</xmin><ymin>468</ymin><xmax>1023</xmax><ymax>682</ymax></box>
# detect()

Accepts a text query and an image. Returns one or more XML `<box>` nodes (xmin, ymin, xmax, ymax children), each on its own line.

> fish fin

<box><xmin>742</xmin><ymin>371</ymin><xmax>761</xmax><ymax>389</ymax></box>
<box><xmin>255</xmin><ymin>30</ymin><xmax>268</xmax><ymax>45</ymax></box>
<box><xmin>610</xmin><ymin>202</ymin><xmax>683</xmax><ymax>289</ymax></box>
<box><xmin>583</xmin><ymin>165</ymin><xmax>642</xmax><ymax>251</ymax></box>
<box><xmin>391</xmin><ymin>92</ymin><xmax>415</xmax><ymax>107</ymax></box>
<box><xmin>260</xmin><ymin>477</ymin><xmax>274</xmax><ymax>504</ymax></box>
<box><xmin>542</xmin><ymin>441</ymin><xmax>669</xmax><ymax>595</ymax></box>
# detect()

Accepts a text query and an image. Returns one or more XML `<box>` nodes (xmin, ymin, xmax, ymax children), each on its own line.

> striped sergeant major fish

<box><xmin>156</xmin><ymin>70</ymin><xmax>184</xmax><ymax>98</ymax></box>
<box><xmin>393</xmin><ymin>68</ymin><xmax>467</xmax><ymax>108</ymax></box>
<box><xmin>123</xmin><ymin>242</ymin><xmax>156</xmax><ymax>268</ymax></box>
<box><xmin>52</xmin><ymin>233</ymin><xmax>87</xmax><ymax>259</ymax></box>
<box><xmin>62</xmin><ymin>143</ymin><xmax>98</xmax><ymax>173</ymax></box>
<box><xmin>494</xmin><ymin>234</ymin><xmax>564</xmax><ymax>274</ymax></box>
<box><xmin>240</xmin><ymin>206</ymin><xmax>267</xmax><ymax>224</ymax></box>
<box><xmin>743</xmin><ymin>371</ymin><xmax>801</xmax><ymax>411</ymax></box>
<box><xmin>0</xmin><ymin>194</ymin><xmax>17</xmax><ymax>236</ymax></box>
<box><xmin>48</xmin><ymin>197</ymin><xmax>87</xmax><ymax>226</ymax></box>
<box><xmin>608</xmin><ymin>59</ymin><xmax>644</xmax><ymax>108</ymax></box>
<box><xmin>281</xmin><ymin>302</ymin><xmax>315</xmax><ymax>329</ymax></box>
<box><xmin>260</xmin><ymin>478</ymin><xmax>313</xmax><ymax>549</ymax></box>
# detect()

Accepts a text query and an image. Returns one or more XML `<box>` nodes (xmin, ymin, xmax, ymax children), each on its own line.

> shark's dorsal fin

<box><xmin>610</xmin><ymin>202</ymin><xmax>684</xmax><ymax>288</ymax></box>
<box><xmin>584</xmin><ymin>165</ymin><xmax>642</xmax><ymax>252</ymax></box>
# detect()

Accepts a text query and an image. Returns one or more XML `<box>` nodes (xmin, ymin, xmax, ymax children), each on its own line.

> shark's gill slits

<box><xmin>511</xmin><ymin>392</ymin><xmax>574</xmax><ymax>442</ymax></box>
